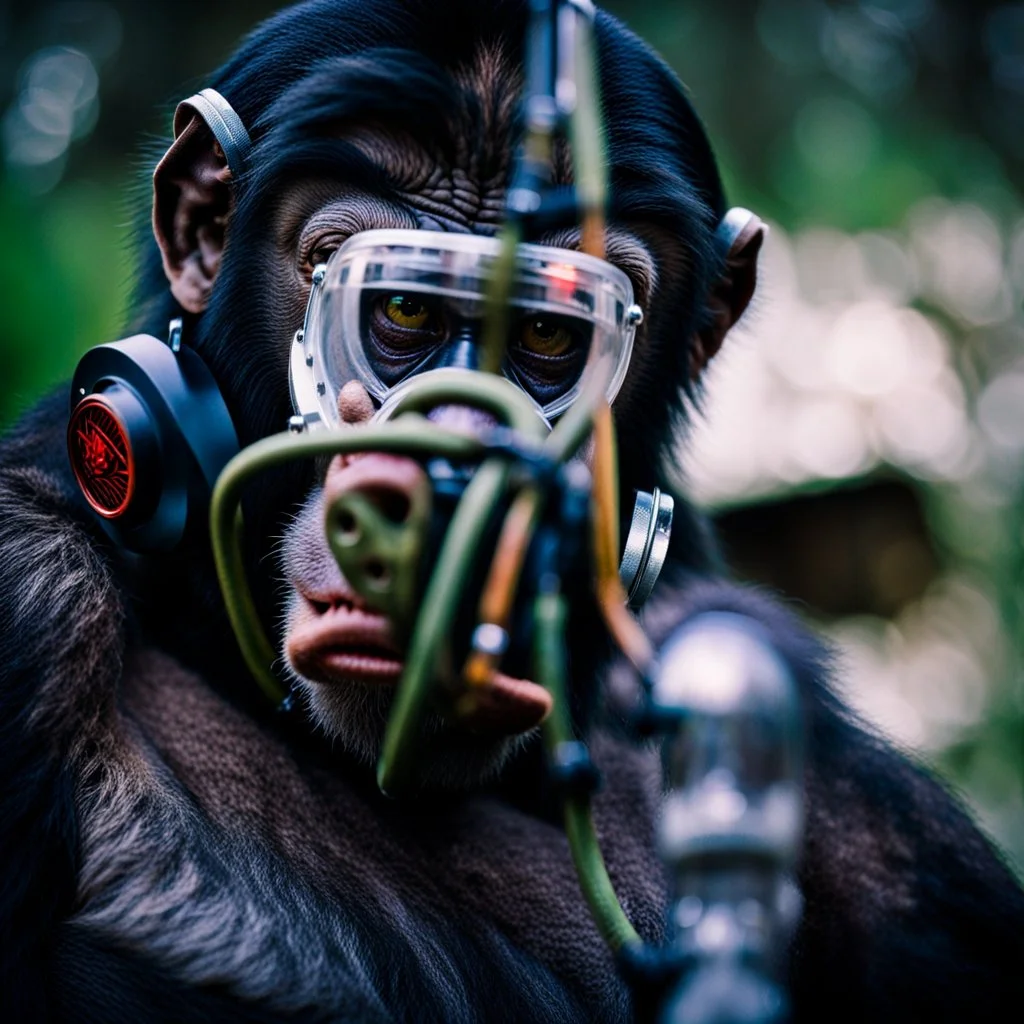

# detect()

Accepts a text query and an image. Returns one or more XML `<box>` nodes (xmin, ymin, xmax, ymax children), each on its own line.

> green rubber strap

<box><xmin>544</xmin><ymin>373</ymin><xmax>606</xmax><ymax>464</ymax></box>
<box><xmin>480</xmin><ymin>221</ymin><xmax>522</xmax><ymax>375</ymax></box>
<box><xmin>373</xmin><ymin>375</ymin><xmax>549</xmax><ymax>792</ymax></box>
<box><xmin>568</xmin><ymin>12</ymin><xmax>607</xmax><ymax>219</ymax></box>
<box><xmin>380</xmin><ymin>367</ymin><xmax>548</xmax><ymax>440</ymax></box>
<box><xmin>534</xmin><ymin>590</ymin><xmax>641</xmax><ymax>953</ymax></box>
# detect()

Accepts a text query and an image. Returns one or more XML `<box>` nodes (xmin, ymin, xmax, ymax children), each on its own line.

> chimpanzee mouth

<box><xmin>285</xmin><ymin>588</ymin><xmax>552</xmax><ymax>735</ymax></box>
<box><xmin>316</xmin><ymin>645</ymin><xmax>405</xmax><ymax>683</ymax></box>
<box><xmin>287</xmin><ymin>595</ymin><xmax>404</xmax><ymax>686</ymax></box>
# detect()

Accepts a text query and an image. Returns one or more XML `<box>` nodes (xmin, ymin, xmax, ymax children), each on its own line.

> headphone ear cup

<box><xmin>68</xmin><ymin>335</ymin><xmax>238</xmax><ymax>552</ymax></box>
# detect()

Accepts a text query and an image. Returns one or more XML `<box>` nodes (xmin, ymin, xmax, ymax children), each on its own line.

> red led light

<box><xmin>548</xmin><ymin>262</ymin><xmax>579</xmax><ymax>301</ymax></box>
<box><xmin>68</xmin><ymin>396</ymin><xmax>135</xmax><ymax>518</ymax></box>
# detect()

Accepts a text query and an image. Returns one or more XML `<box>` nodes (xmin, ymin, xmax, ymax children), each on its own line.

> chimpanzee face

<box><xmin>268</xmin><ymin>132</ymin><xmax>659</xmax><ymax>787</ymax></box>
<box><xmin>153</xmin><ymin>38</ymin><xmax>761</xmax><ymax>788</ymax></box>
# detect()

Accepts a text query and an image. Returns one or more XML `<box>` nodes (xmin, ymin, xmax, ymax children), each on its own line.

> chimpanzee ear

<box><xmin>152</xmin><ymin>114</ymin><xmax>234</xmax><ymax>314</ymax></box>
<box><xmin>690</xmin><ymin>209</ymin><xmax>767</xmax><ymax>380</ymax></box>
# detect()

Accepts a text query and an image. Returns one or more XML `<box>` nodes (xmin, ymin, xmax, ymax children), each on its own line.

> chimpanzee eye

<box><xmin>383</xmin><ymin>295</ymin><xmax>434</xmax><ymax>330</ymax></box>
<box><xmin>520</xmin><ymin>317</ymin><xmax>573</xmax><ymax>357</ymax></box>
<box><xmin>363</xmin><ymin>293</ymin><xmax>445</xmax><ymax>388</ymax></box>
<box><xmin>506</xmin><ymin>313</ymin><xmax>592</xmax><ymax>407</ymax></box>
<box><xmin>304</xmin><ymin>232</ymin><xmax>348</xmax><ymax>270</ymax></box>
<box><xmin>309</xmin><ymin>245</ymin><xmax>338</xmax><ymax>267</ymax></box>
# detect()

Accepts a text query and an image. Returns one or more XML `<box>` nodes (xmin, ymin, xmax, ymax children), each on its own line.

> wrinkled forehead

<box><xmin>250</xmin><ymin>48</ymin><xmax>660</xmax><ymax>295</ymax></box>
<box><xmin>268</xmin><ymin>139</ymin><xmax>659</xmax><ymax>313</ymax></box>
<box><xmin>230</xmin><ymin>42</ymin><xmax>722</xmax><ymax>315</ymax></box>
<box><xmin>249</xmin><ymin>46</ymin><xmax>528</xmax><ymax>210</ymax></box>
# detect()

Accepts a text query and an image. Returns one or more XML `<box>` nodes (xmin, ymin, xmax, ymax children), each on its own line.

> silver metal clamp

<box><xmin>619</xmin><ymin>487</ymin><xmax>674</xmax><ymax>609</ymax></box>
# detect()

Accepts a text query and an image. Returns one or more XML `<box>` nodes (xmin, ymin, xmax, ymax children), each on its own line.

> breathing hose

<box><xmin>534</xmin><ymin>588</ymin><xmax>642</xmax><ymax>952</ymax></box>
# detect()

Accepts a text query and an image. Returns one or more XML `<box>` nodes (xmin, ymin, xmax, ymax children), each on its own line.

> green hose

<box><xmin>480</xmin><ymin>221</ymin><xmax>523</xmax><ymax>376</ymax></box>
<box><xmin>376</xmin><ymin>457</ymin><xmax>510</xmax><ymax>795</ymax></box>
<box><xmin>534</xmin><ymin>590</ymin><xmax>641</xmax><ymax>952</ymax></box>
<box><xmin>568</xmin><ymin>11</ymin><xmax>607</xmax><ymax>226</ymax></box>
<box><xmin>210</xmin><ymin>371</ymin><xmax>550</xmax><ymax>716</ymax></box>
<box><xmin>544</xmin><ymin>373</ymin><xmax>606</xmax><ymax>464</ymax></box>
<box><xmin>210</xmin><ymin>420</ymin><xmax>489</xmax><ymax>705</ymax></box>
<box><xmin>379</xmin><ymin>368</ymin><xmax>546</xmax><ymax>439</ymax></box>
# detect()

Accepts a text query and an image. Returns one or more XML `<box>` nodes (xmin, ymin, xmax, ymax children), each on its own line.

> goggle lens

<box><xmin>292</xmin><ymin>229</ymin><xmax>638</xmax><ymax>429</ymax></box>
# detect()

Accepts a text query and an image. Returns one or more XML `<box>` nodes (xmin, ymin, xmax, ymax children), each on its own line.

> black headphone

<box><xmin>67</xmin><ymin>90</ymin><xmax>250</xmax><ymax>552</ymax></box>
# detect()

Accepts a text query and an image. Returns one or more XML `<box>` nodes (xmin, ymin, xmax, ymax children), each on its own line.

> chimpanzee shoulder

<box><xmin>0</xmin><ymin>397</ymin><xmax>121</xmax><ymax>1019</ymax></box>
<box><xmin>794</xmin><ymin>702</ymin><xmax>1024</xmax><ymax>1020</ymax></box>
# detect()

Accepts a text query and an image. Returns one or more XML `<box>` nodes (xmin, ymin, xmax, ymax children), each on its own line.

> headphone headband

<box><xmin>715</xmin><ymin>207</ymin><xmax>760</xmax><ymax>257</ymax></box>
<box><xmin>173</xmin><ymin>88</ymin><xmax>252</xmax><ymax>177</ymax></box>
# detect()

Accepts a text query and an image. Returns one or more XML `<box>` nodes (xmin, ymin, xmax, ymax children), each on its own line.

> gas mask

<box><xmin>65</xmin><ymin>2</ymin><xmax>803</xmax><ymax>1019</ymax></box>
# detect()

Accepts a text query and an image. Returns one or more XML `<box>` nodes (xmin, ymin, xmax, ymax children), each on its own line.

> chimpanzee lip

<box><xmin>288</xmin><ymin>598</ymin><xmax>404</xmax><ymax>685</ymax></box>
<box><xmin>287</xmin><ymin>591</ymin><xmax>551</xmax><ymax>735</ymax></box>
<box><xmin>316</xmin><ymin>647</ymin><xmax>404</xmax><ymax>683</ymax></box>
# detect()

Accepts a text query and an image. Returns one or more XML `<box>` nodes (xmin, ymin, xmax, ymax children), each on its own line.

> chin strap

<box><xmin>173</xmin><ymin>87</ymin><xmax>252</xmax><ymax>177</ymax></box>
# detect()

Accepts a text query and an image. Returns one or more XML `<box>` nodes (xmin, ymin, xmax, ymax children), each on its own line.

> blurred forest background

<box><xmin>0</xmin><ymin>0</ymin><xmax>1021</xmax><ymax>873</ymax></box>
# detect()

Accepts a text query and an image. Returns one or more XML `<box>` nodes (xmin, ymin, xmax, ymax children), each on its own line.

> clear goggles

<box><xmin>289</xmin><ymin>229</ymin><xmax>642</xmax><ymax>428</ymax></box>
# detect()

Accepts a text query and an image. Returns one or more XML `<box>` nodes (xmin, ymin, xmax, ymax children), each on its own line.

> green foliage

<box><xmin>0</xmin><ymin>179</ymin><xmax>131</xmax><ymax>425</ymax></box>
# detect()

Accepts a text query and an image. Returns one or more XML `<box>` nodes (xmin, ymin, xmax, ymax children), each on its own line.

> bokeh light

<box><xmin>677</xmin><ymin>190</ymin><xmax>1024</xmax><ymax>864</ymax></box>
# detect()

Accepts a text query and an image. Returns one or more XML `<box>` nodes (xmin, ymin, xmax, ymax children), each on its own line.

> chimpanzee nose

<box><xmin>324</xmin><ymin>454</ymin><xmax>429</xmax><ymax>545</ymax></box>
<box><xmin>328</xmin><ymin>456</ymin><xmax>418</xmax><ymax>527</ymax></box>
<box><xmin>323</xmin><ymin>453</ymin><xmax>432</xmax><ymax>628</ymax></box>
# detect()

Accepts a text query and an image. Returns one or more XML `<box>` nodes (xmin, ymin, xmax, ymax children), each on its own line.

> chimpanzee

<box><xmin>1</xmin><ymin>1</ymin><xmax>1022</xmax><ymax>1021</ymax></box>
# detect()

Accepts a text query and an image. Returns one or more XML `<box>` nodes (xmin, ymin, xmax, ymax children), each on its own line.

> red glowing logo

<box><xmin>68</xmin><ymin>397</ymin><xmax>134</xmax><ymax>517</ymax></box>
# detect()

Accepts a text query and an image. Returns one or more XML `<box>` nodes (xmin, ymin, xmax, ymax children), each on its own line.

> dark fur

<box><xmin>2</xmin><ymin>1</ymin><xmax>1023</xmax><ymax>1021</ymax></box>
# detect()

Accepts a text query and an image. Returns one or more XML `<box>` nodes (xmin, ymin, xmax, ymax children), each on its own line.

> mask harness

<box><xmin>67</xmin><ymin>3</ymin><xmax>804</xmax><ymax>1019</ymax></box>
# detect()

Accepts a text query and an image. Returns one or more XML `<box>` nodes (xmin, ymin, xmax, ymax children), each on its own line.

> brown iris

<box><xmin>383</xmin><ymin>295</ymin><xmax>433</xmax><ymax>330</ymax></box>
<box><xmin>520</xmin><ymin>317</ymin><xmax>573</xmax><ymax>357</ymax></box>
